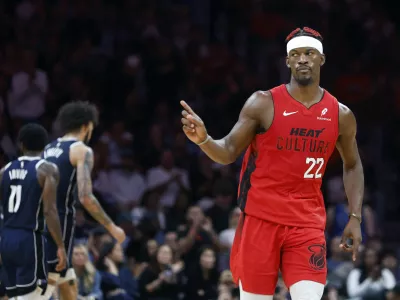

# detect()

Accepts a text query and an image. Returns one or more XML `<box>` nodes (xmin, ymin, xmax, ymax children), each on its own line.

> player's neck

<box><xmin>287</xmin><ymin>78</ymin><xmax>322</xmax><ymax>105</ymax></box>
<box><xmin>62</xmin><ymin>132</ymin><xmax>82</xmax><ymax>141</ymax></box>
<box><xmin>22</xmin><ymin>151</ymin><xmax>41</xmax><ymax>157</ymax></box>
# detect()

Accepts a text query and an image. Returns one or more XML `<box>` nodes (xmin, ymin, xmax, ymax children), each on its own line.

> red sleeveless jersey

<box><xmin>238</xmin><ymin>84</ymin><xmax>339</xmax><ymax>229</ymax></box>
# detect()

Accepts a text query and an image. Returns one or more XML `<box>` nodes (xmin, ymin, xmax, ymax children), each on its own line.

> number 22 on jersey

<box><xmin>304</xmin><ymin>157</ymin><xmax>324</xmax><ymax>179</ymax></box>
<box><xmin>8</xmin><ymin>185</ymin><xmax>22</xmax><ymax>213</ymax></box>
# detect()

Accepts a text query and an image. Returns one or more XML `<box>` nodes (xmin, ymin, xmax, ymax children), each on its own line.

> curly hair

<box><xmin>56</xmin><ymin>101</ymin><xmax>99</xmax><ymax>134</ymax></box>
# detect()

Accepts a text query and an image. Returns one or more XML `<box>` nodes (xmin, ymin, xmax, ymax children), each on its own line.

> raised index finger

<box><xmin>180</xmin><ymin>100</ymin><xmax>196</xmax><ymax>116</ymax></box>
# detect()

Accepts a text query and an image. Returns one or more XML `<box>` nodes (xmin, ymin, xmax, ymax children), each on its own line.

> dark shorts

<box><xmin>46</xmin><ymin>215</ymin><xmax>75</xmax><ymax>278</ymax></box>
<box><xmin>230</xmin><ymin>213</ymin><xmax>327</xmax><ymax>295</ymax></box>
<box><xmin>0</xmin><ymin>228</ymin><xmax>47</xmax><ymax>298</ymax></box>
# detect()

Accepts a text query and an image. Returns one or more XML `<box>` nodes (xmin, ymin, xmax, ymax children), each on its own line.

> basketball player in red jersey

<box><xmin>180</xmin><ymin>27</ymin><xmax>364</xmax><ymax>300</ymax></box>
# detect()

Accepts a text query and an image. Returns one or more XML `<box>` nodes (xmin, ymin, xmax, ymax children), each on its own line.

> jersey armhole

<box><xmin>335</xmin><ymin>97</ymin><xmax>340</xmax><ymax>139</ymax></box>
<box><xmin>35</xmin><ymin>159</ymin><xmax>46</xmax><ymax>170</ymax></box>
<box><xmin>70</xmin><ymin>141</ymin><xmax>84</xmax><ymax>148</ymax></box>
<box><xmin>3</xmin><ymin>162</ymin><xmax>12</xmax><ymax>170</ymax></box>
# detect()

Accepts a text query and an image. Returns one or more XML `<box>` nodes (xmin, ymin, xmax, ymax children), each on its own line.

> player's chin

<box><xmin>295</xmin><ymin>75</ymin><xmax>313</xmax><ymax>86</ymax></box>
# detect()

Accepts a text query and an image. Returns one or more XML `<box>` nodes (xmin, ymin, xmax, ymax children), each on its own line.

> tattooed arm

<box><xmin>37</xmin><ymin>161</ymin><xmax>67</xmax><ymax>271</ymax></box>
<box><xmin>71</xmin><ymin>144</ymin><xmax>126</xmax><ymax>243</ymax></box>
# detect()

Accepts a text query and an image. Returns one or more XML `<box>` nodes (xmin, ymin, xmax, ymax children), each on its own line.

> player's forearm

<box><xmin>81</xmin><ymin>194</ymin><xmax>113</xmax><ymax>229</ymax></box>
<box><xmin>343</xmin><ymin>159</ymin><xmax>364</xmax><ymax>216</ymax></box>
<box><xmin>199</xmin><ymin>137</ymin><xmax>236</xmax><ymax>165</ymax></box>
<box><xmin>44</xmin><ymin>209</ymin><xmax>64</xmax><ymax>247</ymax></box>
<box><xmin>77</xmin><ymin>150</ymin><xmax>114</xmax><ymax>230</ymax></box>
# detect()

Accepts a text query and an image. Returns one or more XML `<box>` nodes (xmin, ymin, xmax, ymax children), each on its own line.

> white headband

<box><xmin>286</xmin><ymin>36</ymin><xmax>323</xmax><ymax>54</ymax></box>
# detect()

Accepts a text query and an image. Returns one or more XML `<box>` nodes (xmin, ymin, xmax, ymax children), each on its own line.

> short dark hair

<box><xmin>285</xmin><ymin>27</ymin><xmax>323</xmax><ymax>43</ymax></box>
<box><xmin>17</xmin><ymin>123</ymin><xmax>48</xmax><ymax>152</ymax></box>
<box><xmin>56</xmin><ymin>101</ymin><xmax>99</xmax><ymax>134</ymax></box>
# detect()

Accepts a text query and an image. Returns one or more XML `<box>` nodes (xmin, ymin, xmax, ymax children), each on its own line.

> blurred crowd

<box><xmin>1</xmin><ymin>0</ymin><xmax>400</xmax><ymax>299</ymax></box>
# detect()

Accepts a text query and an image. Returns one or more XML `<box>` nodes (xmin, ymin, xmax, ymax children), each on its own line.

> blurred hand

<box><xmin>340</xmin><ymin>217</ymin><xmax>362</xmax><ymax>261</ymax></box>
<box><xmin>104</xmin><ymin>257</ymin><xmax>118</xmax><ymax>275</ymax></box>
<box><xmin>202</xmin><ymin>217</ymin><xmax>213</xmax><ymax>232</ymax></box>
<box><xmin>56</xmin><ymin>247</ymin><xmax>67</xmax><ymax>272</ymax></box>
<box><xmin>158</xmin><ymin>271</ymin><xmax>167</xmax><ymax>282</ymax></box>
<box><xmin>109</xmin><ymin>224</ymin><xmax>126</xmax><ymax>244</ymax></box>
<box><xmin>180</xmin><ymin>100</ymin><xmax>208</xmax><ymax>144</ymax></box>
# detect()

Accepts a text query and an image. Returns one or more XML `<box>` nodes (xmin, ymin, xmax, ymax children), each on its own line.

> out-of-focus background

<box><xmin>0</xmin><ymin>0</ymin><xmax>400</xmax><ymax>299</ymax></box>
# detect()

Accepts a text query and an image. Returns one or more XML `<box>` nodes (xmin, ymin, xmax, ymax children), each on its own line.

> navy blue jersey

<box><xmin>0</xmin><ymin>156</ymin><xmax>45</xmax><ymax>231</ymax></box>
<box><xmin>43</xmin><ymin>138</ymin><xmax>81</xmax><ymax>218</ymax></box>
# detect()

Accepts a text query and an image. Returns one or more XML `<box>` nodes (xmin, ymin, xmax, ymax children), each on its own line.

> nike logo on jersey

<box><xmin>283</xmin><ymin>110</ymin><xmax>298</xmax><ymax>116</ymax></box>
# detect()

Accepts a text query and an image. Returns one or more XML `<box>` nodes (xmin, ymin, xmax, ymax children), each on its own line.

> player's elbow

<box><xmin>220</xmin><ymin>143</ymin><xmax>238</xmax><ymax>165</ymax></box>
<box><xmin>343</xmin><ymin>156</ymin><xmax>362</xmax><ymax>172</ymax></box>
<box><xmin>79</xmin><ymin>194</ymin><xmax>94</xmax><ymax>207</ymax></box>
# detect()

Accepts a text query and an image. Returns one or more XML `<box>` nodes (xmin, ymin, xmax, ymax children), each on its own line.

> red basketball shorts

<box><xmin>230</xmin><ymin>213</ymin><xmax>327</xmax><ymax>295</ymax></box>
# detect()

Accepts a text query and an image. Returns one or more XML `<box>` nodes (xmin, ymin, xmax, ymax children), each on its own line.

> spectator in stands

<box><xmin>164</xmin><ymin>231</ymin><xmax>181</xmax><ymax>261</ymax></box>
<box><xmin>74</xmin><ymin>206</ymin><xmax>95</xmax><ymax>245</ymax></box>
<box><xmin>7</xmin><ymin>48</ymin><xmax>48</xmax><ymax>122</ymax></box>
<box><xmin>347</xmin><ymin>247</ymin><xmax>396</xmax><ymax>299</ymax></box>
<box><xmin>119</xmin><ymin>240</ymin><xmax>147</xmax><ymax>299</ymax></box>
<box><xmin>147</xmin><ymin>149</ymin><xmax>190</xmax><ymax>208</ymax></box>
<box><xmin>217</xmin><ymin>270</ymin><xmax>239</xmax><ymax>300</ymax></box>
<box><xmin>326</xmin><ymin>186</ymin><xmax>377</xmax><ymax>242</ymax></box>
<box><xmin>178</xmin><ymin>206</ymin><xmax>221</xmax><ymax>271</ymax></box>
<box><xmin>326</xmin><ymin>236</ymin><xmax>354</xmax><ymax>295</ymax></box>
<box><xmin>185</xmin><ymin>247</ymin><xmax>220</xmax><ymax>300</ymax></box>
<box><xmin>0</xmin><ymin>119</ymin><xmax>17</xmax><ymax>161</ymax></box>
<box><xmin>145</xmin><ymin>239</ymin><xmax>159</xmax><ymax>262</ymax></box>
<box><xmin>165</xmin><ymin>190</ymin><xmax>190</xmax><ymax>232</ymax></box>
<box><xmin>218</xmin><ymin>207</ymin><xmax>241</xmax><ymax>271</ymax></box>
<box><xmin>328</xmin><ymin>236</ymin><xmax>353</xmax><ymax>272</ymax></box>
<box><xmin>274</xmin><ymin>276</ymin><xmax>289</xmax><ymax>300</ymax></box>
<box><xmin>219</xmin><ymin>207</ymin><xmax>241</xmax><ymax>250</ymax></box>
<box><xmin>88</xmin><ymin>228</ymin><xmax>112</xmax><ymax>263</ymax></box>
<box><xmin>387</xmin><ymin>284</ymin><xmax>400</xmax><ymax>300</ymax></box>
<box><xmin>104</xmin><ymin>150</ymin><xmax>147</xmax><ymax>211</ymax></box>
<box><xmin>96</xmin><ymin>241</ymin><xmax>132</xmax><ymax>300</ymax></box>
<box><xmin>206</xmin><ymin>178</ymin><xmax>236</xmax><ymax>233</ymax></box>
<box><xmin>138</xmin><ymin>244</ymin><xmax>183</xmax><ymax>299</ymax></box>
<box><xmin>100</xmin><ymin>120</ymin><xmax>133</xmax><ymax>166</ymax></box>
<box><xmin>382</xmin><ymin>251</ymin><xmax>400</xmax><ymax>281</ymax></box>
<box><xmin>72</xmin><ymin>244</ymin><xmax>103</xmax><ymax>300</ymax></box>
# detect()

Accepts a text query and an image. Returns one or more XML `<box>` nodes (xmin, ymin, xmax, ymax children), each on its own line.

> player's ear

<box><xmin>285</xmin><ymin>56</ymin><xmax>290</xmax><ymax>68</ymax></box>
<box><xmin>320</xmin><ymin>54</ymin><xmax>326</xmax><ymax>66</ymax></box>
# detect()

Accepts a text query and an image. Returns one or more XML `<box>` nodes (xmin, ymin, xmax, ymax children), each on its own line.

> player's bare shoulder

<box><xmin>36</xmin><ymin>160</ymin><xmax>60</xmax><ymax>186</ymax></box>
<box><xmin>338</xmin><ymin>102</ymin><xmax>357</xmax><ymax>137</ymax></box>
<box><xmin>69</xmin><ymin>142</ymin><xmax>93</xmax><ymax>168</ymax></box>
<box><xmin>242</xmin><ymin>90</ymin><xmax>274</xmax><ymax>131</ymax></box>
<box><xmin>244</xmin><ymin>90</ymin><xmax>273</xmax><ymax>114</ymax></box>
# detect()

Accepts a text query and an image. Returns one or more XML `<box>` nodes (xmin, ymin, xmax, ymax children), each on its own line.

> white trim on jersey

<box><xmin>70</xmin><ymin>141</ymin><xmax>84</xmax><ymax>148</ymax></box>
<box><xmin>34</xmin><ymin>197</ymin><xmax>42</xmax><ymax>232</ymax></box>
<box><xmin>57</xmin><ymin>137</ymin><xmax>78</xmax><ymax>142</ymax></box>
<box><xmin>3</xmin><ymin>161</ymin><xmax>12</xmax><ymax>170</ymax></box>
<box><xmin>35</xmin><ymin>159</ymin><xmax>45</xmax><ymax>170</ymax></box>
<box><xmin>18</xmin><ymin>156</ymin><xmax>41</xmax><ymax>161</ymax></box>
<box><xmin>41</xmin><ymin>235</ymin><xmax>47</xmax><ymax>280</ymax></box>
<box><xmin>35</xmin><ymin>159</ymin><xmax>46</xmax><ymax>231</ymax></box>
